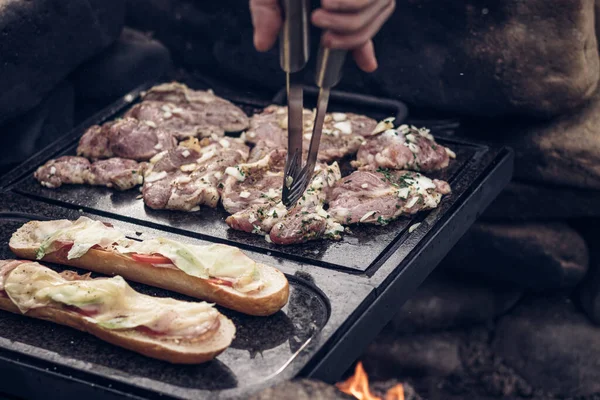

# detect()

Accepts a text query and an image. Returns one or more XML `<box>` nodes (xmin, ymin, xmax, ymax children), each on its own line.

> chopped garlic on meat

<box><xmin>265</xmin><ymin>234</ymin><xmax>272</xmax><ymax>243</ymax></box>
<box><xmin>214</xmin><ymin>171</ymin><xmax>222</xmax><ymax>180</ymax></box>
<box><xmin>361</xmin><ymin>183</ymin><xmax>369</xmax><ymax>189</ymax></box>
<box><xmin>279</xmin><ymin>117</ymin><xmax>288</xmax><ymax>129</ymax></box>
<box><xmin>225</xmin><ymin>166</ymin><xmax>245</xmax><ymax>181</ymax></box>
<box><xmin>181</xmin><ymin>149</ymin><xmax>191</xmax><ymax>158</ymax></box>
<box><xmin>145</xmin><ymin>171</ymin><xmax>168</xmax><ymax>183</ymax></box>
<box><xmin>49</xmin><ymin>166</ymin><xmax>57</xmax><ymax>175</ymax></box>
<box><xmin>180</xmin><ymin>163</ymin><xmax>197</xmax><ymax>172</ymax></box>
<box><xmin>398</xmin><ymin>124</ymin><xmax>410</xmax><ymax>134</ymax></box>
<box><xmin>333</xmin><ymin>121</ymin><xmax>352</xmax><ymax>134</ymax></box>
<box><xmin>145</xmin><ymin>120</ymin><xmax>157</xmax><ymax>128</ymax></box>
<box><xmin>316</xmin><ymin>207</ymin><xmax>329</xmax><ymax>219</ymax></box>
<box><xmin>325</xmin><ymin>222</ymin><xmax>344</xmax><ymax>236</ymax></box>
<box><xmin>154</xmin><ymin>143</ymin><xmax>163</xmax><ymax>150</ymax></box>
<box><xmin>239</xmin><ymin>191</ymin><xmax>251</xmax><ymax>198</ymax></box>
<box><xmin>196</xmin><ymin>150</ymin><xmax>215</xmax><ymax>164</ymax></box>
<box><xmin>360</xmin><ymin>211</ymin><xmax>376</xmax><ymax>222</ymax></box>
<box><xmin>332</xmin><ymin>112</ymin><xmax>347</xmax><ymax>122</ymax></box>
<box><xmin>405</xmin><ymin>134</ymin><xmax>417</xmax><ymax>143</ymax></box>
<box><xmin>406</xmin><ymin>196</ymin><xmax>419</xmax><ymax>208</ymax></box>
<box><xmin>248</xmin><ymin>214</ymin><xmax>257</xmax><ymax>224</ymax></box>
<box><xmin>445</xmin><ymin>147</ymin><xmax>456</xmax><ymax>159</ymax></box>
<box><xmin>397</xmin><ymin>187</ymin><xmax>410</xmax><ymax>199</ymax></box>
<box><xmin>372</xmin><ymin>117</ymin><xmax>395</xmax><ymax>135</ymax></box>
<box><xmin>149</xmin><ymin>150</ymin><xmax>167</xmax><ymax>164</ymax></box>
<box><xmin>408</xmin><ymin>143</ymin><xmax>420</xmax><ymax>153</ymax></box>
<box><xmin>219</xmin><ymin>139</ymin><xmax>230</xmax><ymax>148</ymax></box>
<box><xmin>409</xmin><ymin>223</ymin><xmax>421</xmax><ymax>233</ymax></box>
<box><xmin>174</xmin><ymin>175</ymin><xmax>192</xmax><ymax>185</ymax></box>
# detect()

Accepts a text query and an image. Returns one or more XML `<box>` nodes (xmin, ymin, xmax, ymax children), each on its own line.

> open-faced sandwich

<box><xmin>0</xmin><ymin>260</ymin><xmax>235</xmax><ymax>363</ymax></box>
<box><xmin>9</xmin><ymin>217</ymin><xmax>289</xmax><ymax>316</ymax></box>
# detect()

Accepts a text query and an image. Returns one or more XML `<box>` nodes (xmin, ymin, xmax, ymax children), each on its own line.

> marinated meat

<box><xmin>143</xmin><ymin>137</ymin><xmax>250</xmax><ymax>211</ymax></box>
<box><xmin>125</xmin><ymin>101</ymin><xmax>225</xmax><ymax>140</ymax></box>
<box><xmin>34</xmin><ymin>156</ymin><xmax>91</xmax><ymax>188</ymax></box>
<box><xmin>143</xmin><ymin>171</ymin><xmax>217</xmax><ymax>210</ymax></box>
<box><xmin>328</xmin><ymin>169</ymin><xmax>451</xmax><ymax>225</ymax></box>
<box><xmin>242</xmin><ymin>105</ymin><xmax>376</xmax><ymax>162</ymax></box>
<box><xmin>77</xmin><ymin>118</ymin><xmax>177</xmax><ymax>161</ymax></box>
<box><xmin>84</xmin><ymin>158</ymin><xmax>146</xmax><ymax>191</ymax></box>
<box><xmin>34</xmin><ymin>156</ymin><xmax>146</xmax><ymax>191</ymax></box>
<box><xmin>142</xmin><ymin>82</ymin><xmax>249</xmax><ymax>132</ymax></box>
<box><xmin>226</xmin><ymin>202</ymin><xmax>288</xmax><ymax>235</ymax></box>
<box><xmin>76</xmin><ymin>123</ymin><xmax>114</xmax><ymax>160</ymax></box>
<box><xmin>269</xmin><ymin>163</ymin><xmax>344</xmax><ymax>245</ymax></box>
<box><xmin>353</xmin><ymin>124</ymin><xmax>455</xmax><ymax>172</ymax></box>
<box><xmin>109</xmin><ymin>118</ymin><xmax>177</xmax><ymax>161</ymax></box>
<box><xmin>221</xmin><ymin>148</ymin><xmax>287</xmax><ymax>215</ymax></box>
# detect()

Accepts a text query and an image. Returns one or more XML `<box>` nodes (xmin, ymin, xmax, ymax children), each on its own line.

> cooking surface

<box><xmin>0</xmin><ymin>84</ymin><xmax>513</xmax><ymax>399</ymax></box>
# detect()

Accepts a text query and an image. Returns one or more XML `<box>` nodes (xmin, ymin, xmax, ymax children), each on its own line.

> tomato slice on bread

<box><xmin>130</xmin><ymin>253</ymin><xmax>173</xmax><ymax>264</ymax></box>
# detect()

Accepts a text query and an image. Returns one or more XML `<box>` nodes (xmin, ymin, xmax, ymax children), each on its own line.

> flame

<box><xmin>385</xmin><ymin>384</ymin><xmax>405</xmax><ymax>400</ymax></box>
<box><xmin>336</xmin><ymin>362</ymin><xmax>404</xmax><ymax>400</ymax></box>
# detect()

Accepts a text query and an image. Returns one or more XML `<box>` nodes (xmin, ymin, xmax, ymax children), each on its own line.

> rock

<box><xmin>364</xmin><ymin>331</ymin><xmax>463</xmax><ymax>379</ymax></box>
<box><xmin>483</xmin><ymin>181</ymin><xmax>600</xmax><ymax>220</ymax></box>
<box><xmin>577</xmin><ymin>223</ymin><xmax>600</xmax><ymax>325</ymax></box>
<box><xmin>127</xmin><ymin>0</ymin><xmax>598</xmax><ymax>118</ymax></box>
<box><xmin>0</xmin><ymin>0</ymin><xmax>125</xmax><ymax>125</ymax></box>
<box><xmin>248</xmin><ymin>379</ymin><xmax>353</xmax><ymax>400</ymax></box>
<box><xmin>0</xmin><ymin>80</ymin><xmax>74</xmax><ymax>174</ymax></box>
<box><xmin>371</xmin><ymin>380</ymin><xmax>422</xmax><ymax>400</ymax></box>
<box><xmin>375</xmin><ymin>0</ymin><xmax>599</xmax><ymax>118</ymax></box>
<box><xmin>441</xmin><ymin>222</ymin><xmax>589</xmax><ymax>290</ymax></box>
<box><xmin>72</xmin><ymin>28</ymin><xmax>172</xmax><ymax>101</ymax></box>
<box><xmin>462</xmin><ymin>88</ymin><xmax>600</xmax><ymax>190</ymax></box>
<box><xmin>389</xmin><ymin>270</ymin><xmax>521</xmax><ymax>334</ymax></box>
<box><xmin>494</xmin><ymin>295</ymin><xmax>600</xmax><ymax>397</ymax></box>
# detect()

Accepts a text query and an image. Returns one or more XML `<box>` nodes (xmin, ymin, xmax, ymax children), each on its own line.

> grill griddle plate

<box><xmin>0</xmin><ymin>84</ymin><xmax>513</xmax><ymax>399</ymax></box>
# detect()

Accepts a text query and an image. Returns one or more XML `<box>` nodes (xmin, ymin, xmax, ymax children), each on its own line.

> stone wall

<box><xmin>0</xmin><ymin>1</ymin><xmax>172</xmax><ymax>174</ymax></box>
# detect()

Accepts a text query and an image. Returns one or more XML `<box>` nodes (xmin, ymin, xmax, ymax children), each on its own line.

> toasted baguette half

<box><xmin>0</xmin><ymin>262</ymin><xmax>235</xmax><ymax>364</ymax></box>
<box><xmin>10</xmin><ymin>220</ymin><xmax>289</xmax><ymax>316</ymax></box>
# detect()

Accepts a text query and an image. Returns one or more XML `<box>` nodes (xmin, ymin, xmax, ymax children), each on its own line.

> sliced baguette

<box><xmin>0</xmin><ymin>266</ymin><xmax>235</xmax><ymax>364</ymax></box>
<box><xmin>10</xmin><ymin>220</ymin><xmax>289</xmax><ymax>316</ymax></box>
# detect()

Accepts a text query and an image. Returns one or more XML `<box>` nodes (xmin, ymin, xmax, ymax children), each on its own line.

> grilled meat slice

<box><xmin>143</xmin><ymin>171</ymin><xmax>218</xmax><ymax>211</ymax></box>
<box><xmin>34</xmin><ymin>156</ymin><xmax>146</xmax><ymax>191</ymax></box>
<box><xmin>142</xmin><ymin>82</ymin><xmax>249</xmax><ymax>132</ymax></box>
<box><xmin>242</xmin><ymin>105</ymin><xmax>377</xmax><ymax>162</ymax></box>
<box><xmin>221</xmin><ymin>148</ymin><xmax>287</xmax><ymax>215</ymax></box>
<box><xmin>84</xmin><ymin>158</ymin><xmax>146</xmax><ymax>191</ymax></box>
<box><xmin>77</xmin><ymin>118</ymin><xmax>177</xmax><ymax>161</ymax></box>
<box><xmin>270</xmin><ymin>163</ymin><xmax>343</xmax><ymax>245</ymax></box>
<box><xmin>143</xmin><ymin>137</ymin><xmax>250</xmax><ymax>211</ymax></box>
<box><xmin>125</xmin><ymin>101</ymin><xmax>225</xmax><ymax>140</ymax></box>
<box><xmin>76</xmin><ymin>123</ymin><xmax>115</xmax><ymax>160</ymax></box>
<box><xmin>226</xmin><ymin>202</ymin><xmax>288</xmax><ymax>235</ymax></box>
<box><xmin>34</xmin><ymin>156</ymin><xmax>91</xmax><ymax>188</ymax></box>
<box><xmin>108</xmin><ymin>118</ymin><xmax>177</xmax><ymax>161</ymax></box>
<box><xmin>353</xmin><ymin>124</ymin><xmax>455</xmax><ymax>172</ymax></box>
<box><xmin>328</xmin><ymin>169</ymin><xmax>451</xmax><ymax>225</ymax></box>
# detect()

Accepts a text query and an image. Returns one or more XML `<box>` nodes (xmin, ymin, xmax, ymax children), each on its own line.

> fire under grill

<box><xmin>0</xmin><ymin>83</ymin><xmax>513</xmax><ymax>400</ymax></box>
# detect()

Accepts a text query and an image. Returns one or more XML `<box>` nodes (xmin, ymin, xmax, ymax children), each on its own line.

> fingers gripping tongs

<box><xmin>280</xmin><ymin>0</ymin><xmax>347</xmax><ymax>208</ymax></box>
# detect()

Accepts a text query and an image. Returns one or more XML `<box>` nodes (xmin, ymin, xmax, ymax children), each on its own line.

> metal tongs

<box><xmin>280</xmin><ymin>0</ymin><xmax>347</xmax><ymax>208</ymax></box>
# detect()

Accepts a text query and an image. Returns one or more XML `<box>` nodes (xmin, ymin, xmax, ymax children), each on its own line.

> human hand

<box><xmin>250</xmin><ymin>0</ymin><xmax>395</xmax><ymax>73</ymax></box>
